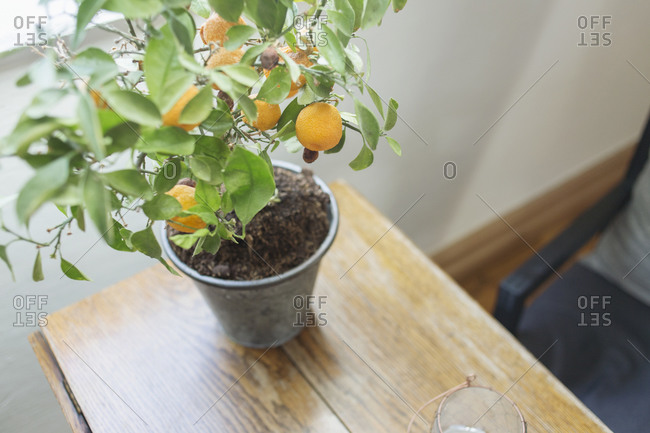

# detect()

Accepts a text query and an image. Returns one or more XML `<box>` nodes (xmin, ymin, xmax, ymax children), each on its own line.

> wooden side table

<box><xmin>30</xmin><ymin>182</ymin><xmax>612</xmax><ymax>433</ymax></box>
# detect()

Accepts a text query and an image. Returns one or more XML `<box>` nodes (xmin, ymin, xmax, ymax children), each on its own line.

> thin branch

<box><xmin>94</xmin><ymin>22</ymin><xmax>145</xmax><ymax>47</ymax></box>
<box><xmin>125</xmin><ymin>19</ymin><xmax>137</xmax><ymax>38</ymax></box>
<box><xmin>135</xmin><ymin>152</ymin><xmax>147</xmax><ymax>169</ymax></box>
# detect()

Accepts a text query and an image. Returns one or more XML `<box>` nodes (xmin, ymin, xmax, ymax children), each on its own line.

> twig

<box><xmin>4</xmin><ymin>216</ymin><xmax>73</xmax><ymax>249</ymax></box>
<box><xmin>135</xmin><ymin>152</ymin><xmax>147</xmax><ymax>169</ymax></box>
<box><xmin>342</xmin><ymin>120</ymin><xmax>362</xmax><ymax>134</ymax></box>
<box><xmin>94</xmin><ymin>22</ymin><xmax>145</xmax><ymax>47</ymax></box>
<box><xmin>125</xmin><ymin>19</ymin><xmax>137</xmax><ymax>38</ymax></box>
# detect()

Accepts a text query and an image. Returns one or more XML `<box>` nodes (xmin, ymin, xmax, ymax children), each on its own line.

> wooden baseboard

<box><xmin>432</xmin><ymin>144</ymin><xmax>636</xmax><ymax>291</ymax></box>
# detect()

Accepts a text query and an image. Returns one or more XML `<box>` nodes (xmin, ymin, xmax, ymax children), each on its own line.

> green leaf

<box><xmin>16</xmin><ymin>156</ymin><xmax>70</xmax><ymax>223</ymax></box>
<box><xmin>316</xmin><ymin>25</ymin><xmax>347</xmax><ymax>74</ymax></box>
<box><xmin>223</xmin><ymin>147</ymin><xmax>276</xmax><ymax>225</ymax></box>
<box><xmin>105</xmin><ymin>122</ymin><xmax>141</xmax><ymax>155</ymax></box>
<box><xmin>221</xmin><ymin>65</ymin><xmax>260</xmax><ymax>87</ymax></box>
<box><xmin>25</xmin><ymin>55</ymin><xmax>57</xmax><ymax>89</ymax></box>
<box><xmin>71</xmin><ymin>205</ymin><xmax>86</xmax><ymax>232</ymax></box>
<box><xmin>50</xmin><ymin>181</ymin><xmax>82</xmax><ymax>207</ymax></box>
<box><xmin>344</xmin><ymin>46</ymin><xmax>364</xmax><ymax>72</ymax></box>
<box><xmin>366</xmin><ymin>85</ymin><xmax>384</xmax><ymax>119</ymax></box>
<box><xmin>84</xmin><ymin>172</ymin><xmax>113</xmax><ymax>243</ymax></box>
<box><xmin>282</xmin><ymin>136</ymin><xmax>302</xmax><ymax>153</ymax></box>
<box><xmin>1</xmin><ymin>117</ymin><xmax>61</xmax><ymax>156</ymax></box>
<box><xmin>257</xmin><ymin>66</ymin><xmax>291</xmax><ymax>104</ymax></box>
<box><xmin>103</xmin><ymin>0</ymin><xmax>164</xmax><ymax>18</ymax></box>
<box><xmin>221</xmin><ymin>190</ymin><xmax>233</xmax><ymax>213</ymax></box>
<box><xmin>190</xmin><ymin>0</ymin><xmax>211</xmax><ymax>18</ymax></box>
<box><xmin>297</xmin><ymin>84</ymin><xmax>316</xmax><ymax>105</ymax></box>
<box><xmin>144</xmin><ymin>25</ymin><xmax>194</xmax><ymax>113</ymax></box>
<box><xmin>202</xmin><ymin>233</ymin><xmax>221</xmax><ymax>254</ymax></box>
<box><xmin>179</xmin><ymin>86</ymin><xmax>213</xmax><ymax>125</ymax></box>
<box><xmin>349</xmin><ymin>0</ymin><xmax>364</xmax><ymax>30</ymax></box>
<box><xmin>201</xmin><ymin>108</ymin><xmax>234</xmax><ymax>137</ymax></box>
<box><xmin>272</xmin><ymin>121</ymin><xmax>294</xmax><ymax>141</ymax></box>
<box><xmin>304</xmin><ymin>65</ymin><xmax>335</xmax><ymax>98</ymax></box>
<box><xmin>170</xmin><ymin>233</ymin><xmax>200</xmax><ymax>249</ymax></box>
<box><xmin>176</xmin><ymin>49</ymin><xmax>206</xmax><ymax>75</ymax></box>
<box><xmin>73</xmin><ymin>0</ymin><xmax>107</xmax><ymax>48</ymax></box>
<box><xmin>362</xmin><ymin>0</ymin><xmax>391</xmax><ymax>29</ymax></box>
<box><xmin>237</xmin><ymin>96</ymin><xmax>258</xmax><ymax>123</ymax></box>
<box><xmin>194</xmin><ymin>135</ymin><xmax>230</xmax><ymax>160</ymax></box>
<box><xmin>102</xmin><ymin>170</ymin><xmax>153</xmax><ymax>200</ymax></box>
<box><xmin>166</xmin><ymin>8</ymin><xmax>196</xmax><ymax>54</ymax></box>
<box><xmin>137</xmin><ymin>126</ymin><xmax>195</xmax><ymax>155</ymax></box>
<box><xmin>184</xmin><ymin>204</ymin><xmax>220</xmax><ymax>226</ymax></box>
<box><xmin>354</xmin><ymin>99</ymin><xmax>380</xmax><ymax>150</ymax></box>
<box><xmin>158</xmin><ymin>257</ymin><xmax>180</xmax><ymax>275</ymax></box>
<box><xmin>340</xmin><ymin>111</ymin><xmax>358</xmax><ymax>125</ymax></box>
<box><xmin>208</xmin><ymin>73</ymin><xmax>250</xmax><ymax>109</ymax></box>
<box><xmin>69</xmin><ymin>47</ymin><xmax>118</xmax><ymax>85</ymax></box>
<box><xmin>277</xmin><ymin>48</ymin><xmax>300</xmax><ymax>82</ymax></box>
<box><xmin>98</xmin><ymin>109</ymin><xmax>126</xmax><ymax>132</ymax></box>
<box><xmin>386</xmin><ymin>136</ymin><xmax>402</xmax><ymax>156</ymax></box>
<box><xmin>0</xmin><ymin>245</ymin><xmax>15</xmax><ymax>281</ymax></box>
<box><xmin>103</xmin><ymin>90</ymin><xmax>162</xmax><ymax>127</ymax></box>
<box><xmin>392</xmin><ymin>0</ymin><xmax>407</xmax><ymax>12</ymax></box>
<box><xmin>245</xmin><ymin>0</ymin><xmax>287</xmax><ymax>36</ymax></box>
<box><xmin>189</xmin><ymin>155</ymin><xmax>223</xmax><ymax>184</ymax></box>
<box><xmin>208</xmin><ymin>0</ymin><xmax>244</xmax><ymax>23</ymax></box>
<box><xmin>61</xmin><ymin>258</ymin><xmax>90</xmax><ymax>281</ymax></box>
<box><xmin>239</xmin><ymin>42</ymin><xmax>270</xmax><ymax>66</ymax></box>
<box><xmin>195</xmin><ymin>180</ymin><xmax>221</xmax><ymax>210</ymax></box>
<box><xmin>153</xmin><ymin>158</ymin><xmax>182</xmax><ymax>193</ymax></box>
<box><xmin>32</xmin><ymin>251</ymin><xmax>44</xmax><ymax>282</ymax></box>
<box><xmin>384</xmin><ymin>98</ymin><xmax>399</xmax><ymax>131</ymax></box>
<box><xmin>325</xmin><ymin>128</ymin><xmax>345</xmax><ymax>154</ymax></box>
<box><xmin>142</xmin><ymin>194</ymin><xmax>183</xmax><ymax>220</ymax></box>
<box><xmin>119</xmin><ymin>227</ymin><xmax>134</xmax><ymax>249</ymax></box>
<box><xmin>329</xmin><ymin>11</ymin><xmax>354</xmax><ymax>38</ymax></box>
<box><xmin>330</xmin><ymin>0</ymin><xmax>355</xmax><ymax>44</ymax></box>
<box><xmin>131</xmin><ymin>226</ymin><xmax>162</xmax><ymax>258</ymax></box>
<box><xmin>349</xmin><ymin>144</ymin><xmax>374</xmax><ymax>170</ymax></box>
<box><xmin>224</xmin><ymin>25</ymin><xmax>256</xmax><ymax>51</ymax></box>
<box><xmin>16</xmin><ymin>71</ymin><xmax>32</xmax><ymax>87</ymax></box>
<box><xmin>25</xmin><ymin>89</ymin><xmax>68</xmax><ymax>119</ymax></box>
<box><xmin>193</xmin><ymin>235</ymin><xmax>207</xmax><ymax>255</ymax></box>
<box><xmin>78</xmin><ymin>92</ymin><xmax>105</xmax><ymax>160</ymax></box>
<box><xmin>163</xmin><ymin>0</ymin><xmax>191</xmax><ymax>6</ymax></box>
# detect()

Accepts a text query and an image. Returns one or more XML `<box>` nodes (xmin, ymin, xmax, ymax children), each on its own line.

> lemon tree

<box><xmin>0</xmin><ymin>0</ymin><xmax>407</xmax><ymax>280</ymax></box>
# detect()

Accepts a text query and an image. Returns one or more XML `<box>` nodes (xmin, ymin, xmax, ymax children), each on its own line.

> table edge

<box><xmin>28</xmin><ymin>331</ymin><xmax>92</xmax><ymax>433</ymax></box>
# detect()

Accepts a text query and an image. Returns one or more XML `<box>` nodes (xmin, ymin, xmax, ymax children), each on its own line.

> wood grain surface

<box><xmin>28</xmin><ymin>332</ymin><xmax>91</xmax><ymax>433</ymax></box>
<box><xmin>30</xmin><ymin>181</ymin><xmax>612</xmax><ymax>433</ymax></box>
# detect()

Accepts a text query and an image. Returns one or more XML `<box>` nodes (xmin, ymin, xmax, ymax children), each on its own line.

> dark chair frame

<box><xmin>494</xmin><ymin>118</ymin><xmax>650</xmax><ymax>333</ymax></box>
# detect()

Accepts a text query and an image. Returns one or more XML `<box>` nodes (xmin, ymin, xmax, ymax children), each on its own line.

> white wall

<box><xmin>278</xmin><ymin>0</ymin><xmax>650</xmax><ymax>254</ymax></box>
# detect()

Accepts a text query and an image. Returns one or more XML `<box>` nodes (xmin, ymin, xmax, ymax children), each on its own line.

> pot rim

<box><xmin>160</xmin><ymin>160</ymin><xmax>339</xmax><ymax>289</ymax></box>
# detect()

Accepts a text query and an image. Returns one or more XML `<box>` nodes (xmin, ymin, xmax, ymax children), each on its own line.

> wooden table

<box><xmin>29</xmin><ymin>182</ymin><xmax>612</xmax><ymax>433</ymax></box>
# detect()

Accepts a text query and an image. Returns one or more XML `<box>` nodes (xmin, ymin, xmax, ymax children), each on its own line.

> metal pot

<box><xmin>160</xmin><ymin>160</ymin><xmax>339</xmax><ymax>348</ymax></box>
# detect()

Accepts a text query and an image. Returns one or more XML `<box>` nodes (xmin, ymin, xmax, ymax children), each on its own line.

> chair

<box><xmin>494</xmin><ymin>116</ymin><xmax>650</xmax><ymax>433</ymax></box>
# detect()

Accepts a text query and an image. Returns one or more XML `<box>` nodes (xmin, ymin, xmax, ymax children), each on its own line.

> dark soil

<box><xmin>168</xmin><ymin>167</ymin><xmax>331</xmax><ymax>280</ymax></box>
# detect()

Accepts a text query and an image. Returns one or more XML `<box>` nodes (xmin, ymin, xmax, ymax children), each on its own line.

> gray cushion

<box><xmin>518</xmin><ymin>263</ymin><xmax>650</xmax><ymax>433</ymax></box>
<box><xmin>582</xmin><ymin>162</ymin><xmax>650</xmax><ymax>305</ymax></box>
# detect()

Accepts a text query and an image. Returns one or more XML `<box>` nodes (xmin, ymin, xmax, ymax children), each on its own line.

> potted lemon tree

<box><xmin>0</xmin><ymin>0</ymin><xmax>406</xmax><ymax>347</ymax></box>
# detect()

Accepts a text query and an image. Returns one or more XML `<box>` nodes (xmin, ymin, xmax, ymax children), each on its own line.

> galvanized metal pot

<box><xmin>160</xmin><ymin>161</ymin><xmax>339</xmax><ymax>348</ymax></box>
